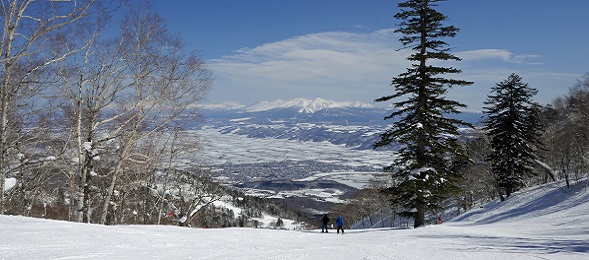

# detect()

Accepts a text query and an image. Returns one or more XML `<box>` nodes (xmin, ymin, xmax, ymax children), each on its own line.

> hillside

<box><xmin>1</xmin><ymin>180</ymin><xmax>587</xmax><ymax>259</ymax></box>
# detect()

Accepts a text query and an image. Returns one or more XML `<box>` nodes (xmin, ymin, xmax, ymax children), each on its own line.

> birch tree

<box><xmin>56</xmin><ymin>2</ymin><xmax>210</xmax><ymax>223</ymax></box>
<box><xmin>0</xmin><ymin>0</ymin><xmax>105</xmax><ymax>214</ymax></box>
<box><xmin>96</xmin><ymin>4</ymin><xmax>211</xmax><ymax>225</ymax></box>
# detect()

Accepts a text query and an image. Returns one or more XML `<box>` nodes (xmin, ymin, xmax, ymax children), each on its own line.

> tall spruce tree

<box><xmin>375</xmin><ymin>0</ymin><xmax>473</xmax><ymax>228</ymax></box>
<box><xmin>483</xmin><ymin>74</ymin><xmax>543</xmax><ymax>201</ymax></box>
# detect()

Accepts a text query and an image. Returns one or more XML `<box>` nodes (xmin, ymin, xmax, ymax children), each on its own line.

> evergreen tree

<box><xmin>375</xmin><ymin>0</ymin><xmax>473</xmax><ymax>228</ymax></box>
<box><xmin>483</xmin><ymin>74</ymin><xmax>544</xmax><ymax>200</ymax></box>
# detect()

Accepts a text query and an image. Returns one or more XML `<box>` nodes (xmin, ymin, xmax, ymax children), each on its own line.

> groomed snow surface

<box><xmin>1</xmin><ymin>181</ymin><xmax>588</xmax><ymax>260</ymax></box>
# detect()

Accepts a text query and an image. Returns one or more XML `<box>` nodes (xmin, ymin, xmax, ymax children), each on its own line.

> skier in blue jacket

<box><xmin>336</xmin><ymin>216</ymin><xmax>344</xmax><ymax>234</ymax></box>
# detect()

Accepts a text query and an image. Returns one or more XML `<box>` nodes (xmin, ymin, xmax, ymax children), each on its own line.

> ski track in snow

<box><xmin>1</xmin><ymin>181</ymin><xmax>588</xmax><ymax>259</ymax></box>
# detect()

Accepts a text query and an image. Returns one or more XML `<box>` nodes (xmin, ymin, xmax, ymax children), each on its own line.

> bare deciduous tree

<box><xmin>54</xmin><ymin>2</ymin><xmax>211</xmax><ymax>223</ymax></box>
<box><xmin>0</xmin><ymin>0</ymin><xmax>106</xmax><ymax>214</ymax></box>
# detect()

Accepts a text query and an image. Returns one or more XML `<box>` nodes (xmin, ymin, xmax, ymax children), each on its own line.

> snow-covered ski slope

<box><xmin>1</xmin><ymin>180</ymin><xmax>587</xmax><ymax>260</ymax></box>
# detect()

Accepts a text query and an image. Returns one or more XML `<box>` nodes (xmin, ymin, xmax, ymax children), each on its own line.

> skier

<box><xmin>320</xmin><ymin>214</ymin><xmax>330</xmax><ymax>233</ymax></box>
<box><xmin>336</xmin><ymin>216</ymin><xmax>344</xmax><ymax>234</ymax></box>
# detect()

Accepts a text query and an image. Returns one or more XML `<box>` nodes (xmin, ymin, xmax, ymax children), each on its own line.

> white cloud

<box><xmin>206</xmin><ymin>29</ymin><xmax>579</xmax><ymax>111</ymax></box>
<box><xmin>208</xmin><ymin>29</ymin><xmax>411</xmax><ymax>104</ymax></box>
<box><xmin>455</xmin><ymin>49</ymin><xmax>541</xmax><ymax>64</ymax></box>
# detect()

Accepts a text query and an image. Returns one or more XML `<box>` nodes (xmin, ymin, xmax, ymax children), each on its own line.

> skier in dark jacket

<box><xmin>336</xmin><ymin>216</ymin><xmax>344</xmax><ymax>234</ymax></box>
<box><xmin>321</xmin><ymin>214</ymin><xmax>330</xmax><ymax>233</ymax></box>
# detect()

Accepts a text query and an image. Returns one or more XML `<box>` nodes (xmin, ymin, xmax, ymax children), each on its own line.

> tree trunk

<box><xmin>99</xmin><ymin>162</ymin><xmax>123</xmax><ymax>224</ymax></box>
<box><xmin>68</xmin><ymin>169</ymin><xmax>76</xmax><ymax>221</ymax></box>
<box><xmin>118</xmin><ymin>190</ymin><xmax>127</xmax><ymax>224</ymax></box>
<box><xmin>391</xmin><ymin>211</ymin><xmax>395</xmax><ymax>228</ymax></box>
<box><xmin>81</xmin><ymin>135</ymin><xmax>96</xmax><ymax>223</ymax></box>
<box><xmin>74</xmin><ymin>99</ymin><xmax>85</xmax><ymax>222</ymax></box>
<box><xmin>381</xmin><ymin>208</ymin><xmax>385</xmax><ymax>228</ymax></box>
<box><xmin>99</xmin><ymin>169</ymin><xmax>119</xmax><ymax>224</ymax></box>
<box><xmin>0</xmin><ymin>96</ymin><xmax>8</xmax><ymax>214</ymax></box>
<box><xmin>0</xmin><ymin>4</ymin><xmax>17</xmax><ymax>214</ymax></box>
<box><xmin>414</xmin><ymin>191</ymin><xmax>425</xmax><ymax>228</ymax></box>
<box><xmin>412</xmin><ymin>0</ymin><xmax>428</xmax><ymax>230</ymax></box>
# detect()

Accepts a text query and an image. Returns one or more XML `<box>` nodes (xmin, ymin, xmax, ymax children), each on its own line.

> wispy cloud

<box><xmin>207</xmin><ymin>29</ymin><xmax>579</xmax><ymax>110</ymax></box>
<box><xmin>456</xmin><ymin>49</ymin><xmax>542</xmax><ymax>64</ymax></box>
<box><xmin>208</xmin><ymin>29</ymin><xmax>410</xmax><ymax>104</ymax></box>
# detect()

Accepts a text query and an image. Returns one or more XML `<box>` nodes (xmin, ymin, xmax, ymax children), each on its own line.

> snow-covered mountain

<box><xmin>199</xmin><ymin>97</ymin><xmax>483</xmax><ymax>124</ymax></box>
<box><xmin>190</xmin><ymin>97</ymin><xmax>483</xmax><ymax>150</ymax></box>
<box><xmin>245</xmin><ymin>97</ymin><xmax>374</xmax><ymax>113</ymax></box>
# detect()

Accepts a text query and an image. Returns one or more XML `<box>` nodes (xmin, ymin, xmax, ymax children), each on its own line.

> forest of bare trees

<box><xmin>0</xmin><ymin>0</ymin><xmax>225</xmax><ymax>226</ymax></box>
<box><xmin>0</xmin><ymin>0</ymin><xmax>315</xmax><ymax>229</ymax></box>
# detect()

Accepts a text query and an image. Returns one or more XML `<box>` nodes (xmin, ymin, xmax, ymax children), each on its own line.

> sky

<box><xmin>2</xmin><ymin>180</ymin><xmax>588</xmax><ymax>259</ymax></box>
<box><xmin>149</xmin><ymin>0</ymin><xmax>589</xmax><ymax>111</ymax></box>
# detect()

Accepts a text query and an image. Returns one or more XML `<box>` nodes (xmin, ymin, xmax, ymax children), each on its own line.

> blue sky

<box><xmin>150</xmin><ymin>0</ymin><xmax>589</xmax><ymax>111</ymax></box>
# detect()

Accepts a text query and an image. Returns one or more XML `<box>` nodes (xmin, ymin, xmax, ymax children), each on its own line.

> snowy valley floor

<box><xmin>1</xmin><ymin>181</ymin><xmax>588</xmax><ymax>260</ymax></box>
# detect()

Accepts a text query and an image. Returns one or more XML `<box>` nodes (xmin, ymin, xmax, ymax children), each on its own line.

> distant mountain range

<box><xmin>189</xmin><ymin>98</ymin><xmax>484</xmax><ymax>150</ymax></box>
<box><xmin>245</xmin><ymin>98</ymin><xmax>375</xmax><ymax>113</ymax></box>
<box><xmin>199</xmin><ymin>97</ymin><xmax>374</xmax><ymax>113</ymax></box>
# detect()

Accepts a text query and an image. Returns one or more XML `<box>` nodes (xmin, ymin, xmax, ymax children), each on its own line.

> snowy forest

<box><xmin>1</xmin><ymin>0</ymin><xmax>588</xmax><ymax>232</ymax></box>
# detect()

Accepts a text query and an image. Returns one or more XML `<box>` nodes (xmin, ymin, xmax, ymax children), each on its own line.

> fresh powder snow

<box><xmin>0</xmin><ymin>180</ymin><xmax>587</xmax><ymax>259</ymax></box>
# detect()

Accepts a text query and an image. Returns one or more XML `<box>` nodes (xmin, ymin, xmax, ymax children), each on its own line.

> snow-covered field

<box><xmin>1</xmin><ymin>180</ymin><xmax>587</xmax><ymax>260</ymax></box>
<box><xmin>182</xmin><ymin>127</ymin><xmax>394</xmax><ymax>204</ymax></box>
<box><xmin>188</xmin><ymin>126</ymin><xmax>396</xmax><ymax>168</ymax></box>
